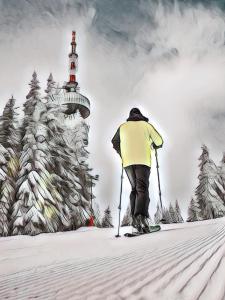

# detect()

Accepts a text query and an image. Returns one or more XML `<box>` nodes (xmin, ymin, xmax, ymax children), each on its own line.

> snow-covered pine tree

<box><xmin>162</xmin><ymin>206</ymin><xmax>172</xmax><ymax>224</ymax></box>
<box><xmin>62</xmin><ymin>111</ymin><xmax>99</xmax><ymax>227</ymax></box>
<box><xmin>43</xmin><ymin>75</ymin><xmax>79</xmax><ymax>228</ymax></box>
<box><xmin>88</xmin><ymin>174</ymin><xmax>100</xmax><ymax>226</ymax></box>
<box><xmin>187</xmin><ymin>197</ymin><xmax>202</xmax><ymax>222</ymax></box>
<box><xmin>92</xmin><ymin>201</ymin><xmax>101</xmax><ymax>227</ymax></box>
<box><xmin>0</xmin><ymin>144</ymin><xmax>9</xmax><ymax>236</ymax></box>
<box><xmin>45</xmin><ymin>98</ymin><xmax>95</xmax><ymax>229</ymax></box>
<box><xmin>44</xmin><ymin>73</ymin><xmax>56</xmax><ymax>102</ymax></box>
<box><xmin>148</xmin><ymin>214</ymin><xmax>154</xmax><ymax>224</ymax></box>
<box><xmin>12</xmin><ymin>72</ymin><xmax>70</xmax><ymax>235</ymax></box>
<box><xmin>121</xmin><ymin>205</ymin><xmax>132</xmax><ymax>226</ymax></box>
<box><xmin>217</xmin><ymin>153</ymin><xmax>225</xmax><ymax>205</ymax></box>
<box><xmin>0</xmin><ymin>96</ymin><xmax>20</xmax><ymax>148</ymax></box>
<box><xmin>175</xmin><ymin>200</ymin><xmax>184</xmax><ymax>223</ymax></box>
<box><xmin>195</xmin><ymin>145</ymin><xmax>225</xmax><ymax>220</ymax></box>
<box><xmin>47</xmin><ymin>114</ymin><xmax>86</xmax><ymax>229</ymax></box>
<box><xmin>102</xmin><ymin>206</ymin><xmax>114</xmax><ymax>228</ymax></box>
<box><xmin>0</xmin><ymin>97</ymin><xmax>20</xmax><ymax>236</ymax></box>
<box><xmin>169</xmin><ymin>202</ymin><xmax>177</xmax><ymax>223</ymax></box>
<box><xmin>43</xmin><ymin>74</ymin><xmax>97</xmax><ymax>230</ymax></box>
<box><xmin>154</xmin><ymin>203</ymin><xmax>161</xmax><ymax>224</ymax></box>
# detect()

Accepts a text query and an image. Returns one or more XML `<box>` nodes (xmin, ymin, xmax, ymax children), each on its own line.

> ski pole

<box><xmin>155</xmin><ymin>149</ymin><xmax>165</xmax><ymax>221</ymax></box>
<box><xmin>115</xmin><ymin>164</ymin><xmax>124</xmax><ymax>238</ymax></box>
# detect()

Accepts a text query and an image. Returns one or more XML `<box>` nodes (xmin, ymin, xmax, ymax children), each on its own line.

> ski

<box><xmin>124</xmin><ymin>232</ymin><xmax>145</xmax><ymax>237</ymax></box>
<box><xmin>124</xmin><ymin>225</ymin><xmax>161</xmax><ymax>237</ymax></box>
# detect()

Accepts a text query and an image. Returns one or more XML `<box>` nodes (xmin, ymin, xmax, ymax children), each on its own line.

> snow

<box><xmin>0</xmin><ymin>218</ymin><xmax>225</xmax><ymax>299</ymax></box>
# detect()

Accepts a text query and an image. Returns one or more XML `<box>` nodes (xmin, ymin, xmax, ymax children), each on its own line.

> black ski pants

<box><xmin>124</xmin><ymin>164</ymin><xmax>151</xmax><ymax>218</ymax></box>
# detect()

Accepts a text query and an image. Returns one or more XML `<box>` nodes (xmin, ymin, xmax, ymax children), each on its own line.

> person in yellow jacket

<box><xmin>111</xmin><ymin>108</ymin><xmax>163</xmax><ymax>233</ymax></box>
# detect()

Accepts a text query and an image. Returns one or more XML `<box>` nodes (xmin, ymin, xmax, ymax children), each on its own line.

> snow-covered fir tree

<box><xmin>0</xmin><ymin>97</ymin><xmax>20</xmax><ymax>236</ymax></box>
<box><xmin>169</xmin><ymin>203</ymin><xmax>177</xmax><ymax>223</ymax></box>
<box><xmin>162</xmin><ymin>206</ymin><xmax>173</xmax><ymax>224</ymax></box>
<box><xmin>43</xmin><ymin>74</ymin><xmax>98</xmax><ymax>230</ymax></box>
<box><xmin>102</xmin><ymin>206</ymin><xmax>114</xmax><ymax>228</ymax></box>
<box><xmin>0</xmin><ymin>144</ymin><xmax>9</xmax><ymax>236</ymax></box>
<box><xmin>92</xmin><ymin>201</ymin><xmax>101</xmax><ymax>227</ymax></box>
<box><xmin>195</xmin><ymin>145</ymin><xmax>225</xmax><ymax>220</ymax></box>
<box><xmin>12</xmin><ymin>72</ymin><xmax>70</xmax><ymax>235</ymax></box>
<box><xmin>37</xmin><ymin>75</ymin><xmax>88</xmax><ymax>230</ymax></box>
<box><xmin>187</xmin><ymin>198</ymin><xmax>202</xmax><ymax>222</ymax></box>
<box><xmin>61</xmin><ymin>110</ymin><xmax>99</xmax><ymax>228</ymax></box>
<box><xmin>44</xmin><ymin>73</ymin><xmax>56</xmax><ymax>102</ymax></box>
<box><xmin>175</xmin><ymin>200</ymin><xmax>184</xmax><ymax>223</ymax></box>
<box><xmin>148</xmin><ymin>214</ymin><xmax>153</xmax><ymax>224</ymax></box>
<box><xmin>0</xmin><ymin>96</ymin><xmax>20</xmax><ymax>148</ymax></box>
<box><xmin>154</xmin><ymin>203</ymin><xmax>162</xmax><ymax>224</ymax></box>
<box><xmin>217</xmin><ymin>153</ymin><xmax>225</xmax><ymax>204</ymax></box>
<box><xmin>89</xmin><ymin>174</ymin><xmax>100</xmax><ymax>226</ymax></box>
<box><xmin>47</xmin><ymin>111</ymin><xmax>90</xmax><ymax>229</ymax></box>
<box><xmin>74</xmin><ymin>124</ymin><xmax>96</xmax><ymax>215</ymax></box>
<box><xmin>121</xmin><ymin>205</ymin><xmax>132</xmax><ymax>226</ymax></box>
<box><xmin>45</xmin><ymin>89</ymin><xmax>99</xmax><ymax>229</ymax></box>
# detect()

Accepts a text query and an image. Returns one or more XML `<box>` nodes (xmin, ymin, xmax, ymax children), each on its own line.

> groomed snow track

<box><xmin>0</xmin><ymin>219</ymin><xmax>225</xmax><ymax>300</ymax></box>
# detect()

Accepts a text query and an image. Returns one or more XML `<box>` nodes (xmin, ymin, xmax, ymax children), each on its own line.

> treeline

<box><xmin>92</xmin><ymin>203</ymin><xmax>114</xmax><ymax>228</ymax></box>
<box><xmin>121</xmin><ymin>200</ymin><xmax>183</xmax><ymax>226</ymax></box>
<box><xmin>155</xmin><ymin>200</ymin><xmax>184</xmax><ymax>224</ymax></box>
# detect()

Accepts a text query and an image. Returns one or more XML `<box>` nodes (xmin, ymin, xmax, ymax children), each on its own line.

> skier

<box><xmin>111</xmin><ymin>108</ymin><xmax>163</xmax><ymax>233</ymax></box>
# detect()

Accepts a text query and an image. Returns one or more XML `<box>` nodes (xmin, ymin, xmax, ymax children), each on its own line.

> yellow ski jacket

<box><xmin>112</xmin><ymin>120</ymin><xmax>163</xmax><ymax>168</ymax></box>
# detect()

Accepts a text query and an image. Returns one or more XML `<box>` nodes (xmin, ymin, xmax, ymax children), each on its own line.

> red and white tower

<box><xmin>65</xmin><ymin>31</ymin><xmax>79</xmax><ymax>92</ymax></box>
<box><xmin>51</xmin><ymin>31</ymin><xmax>90</xmax><ymax>119</ymax></box>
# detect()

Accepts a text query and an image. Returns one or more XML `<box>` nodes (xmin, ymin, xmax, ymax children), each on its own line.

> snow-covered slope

<box><xmin>0</xmin><ymin>218</ymin><xmax>225</xmax><ymax>300</ymax></box>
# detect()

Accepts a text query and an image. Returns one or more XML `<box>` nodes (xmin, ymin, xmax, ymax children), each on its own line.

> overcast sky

<box><xmin>1</xmin><ymin>0</ymin><xmax>225</xmax><ymax>220</ymax></box>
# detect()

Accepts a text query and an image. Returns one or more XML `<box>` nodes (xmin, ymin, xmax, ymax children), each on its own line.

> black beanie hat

<box><xmin>127</xmin><ymin>107</ymin><xmax>149</xmax><ymax>122</ymax></box>
<box><xmin>129</xmin><ymin>108</ymin><xmax>141</xmax><ymax>115</ymax></box>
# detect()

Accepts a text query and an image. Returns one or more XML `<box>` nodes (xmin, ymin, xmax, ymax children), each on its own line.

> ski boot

<box><xmin>136</xmin><ymin>215</ymin><xmax>161</xmax><ymax>234</ymax></box>
<box><xmin>132</xmin><ymin>215</ymin><xmax>141</xmax><ymax>231</ymax></box>
<box><xmin>131</xmin><ymin>215</ymin><xmax>144</xmax><ymax>233</ymax></box>
<box><xmin>136</xmin><ymin>215</ymin><xmax>150</xmax><ymax>233</ymax></box>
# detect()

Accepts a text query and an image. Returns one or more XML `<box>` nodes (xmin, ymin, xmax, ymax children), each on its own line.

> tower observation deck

<box><xmin>50</xmin><ymin>31</ymin><xmax>90</xmax><ymax>119</ymax></box>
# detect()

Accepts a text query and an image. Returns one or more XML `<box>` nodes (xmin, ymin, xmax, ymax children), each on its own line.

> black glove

<box><xmin>152</xmin><ymin>143</ymin><xmax>162</xmax><ymax>150</ymax></box>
